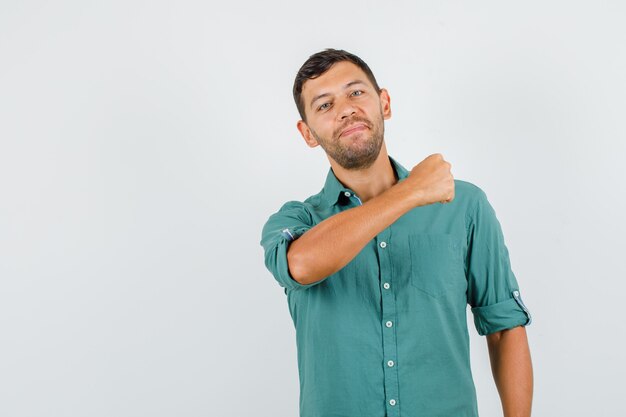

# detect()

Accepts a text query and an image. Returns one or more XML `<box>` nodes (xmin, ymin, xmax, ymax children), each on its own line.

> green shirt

<box><xmin>260</xmin><ymin>155</ymin><xmax>532</xmax><ymax>417</ymax></box>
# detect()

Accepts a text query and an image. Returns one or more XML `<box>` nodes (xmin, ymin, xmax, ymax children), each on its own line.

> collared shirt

<box><xmin>259</xmin><ymin>155</ymin><xmax>532</xmax><ymax>417</ymax></box>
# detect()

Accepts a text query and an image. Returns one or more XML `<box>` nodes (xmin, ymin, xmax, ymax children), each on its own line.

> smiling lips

<box><xmin>339</xmin><ymin>123</ymin><xmax>368</xmax><ymax>138</ymax></box>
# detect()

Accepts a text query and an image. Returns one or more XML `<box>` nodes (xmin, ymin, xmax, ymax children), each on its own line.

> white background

<box><xmin>1</xmin><ymin>1</ymin><xmax>625</xmax><ymax>416</ymax></box>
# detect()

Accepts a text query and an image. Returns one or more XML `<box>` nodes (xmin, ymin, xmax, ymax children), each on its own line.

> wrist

<box><xmin>390</xmin><ymin>180</ymin><xmax>424</xmax><ymax>210</ymax></box>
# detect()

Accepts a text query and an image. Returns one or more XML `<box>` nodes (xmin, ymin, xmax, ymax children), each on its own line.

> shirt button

<box><xmin>389</xmin><ymin>399</ymin><xmax>396</xmax><ymax>406</ymax></box>
<box><xmin>383</xmin><ymin>282</ymin><xmax>390</xmax><ymax>290</ymax></box>
<box><xmin>380</xmin><ymin>241</ymin><xmax>387</xmax><ymax>248</ymax></box>
<box><xmin>385</xmin><ymin>321</ymin><xmax>393</xmax><ymax>328</ymax></box>
<box><xmin>344</xmin><ymin>191</ymin><xmax>351</xmax><ymax>197</ymax></box>
<box><xmin>387</xmin><ymin>360</ymin><xmax>394</xmax><ymax>367</ymax></box>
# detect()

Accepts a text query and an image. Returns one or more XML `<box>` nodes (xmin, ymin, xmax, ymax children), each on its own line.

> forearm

<box><xmin>287</xmin><ymin>181</ymin><xmax>419</xmax><ymax>284</ymax></box>
<box><xmin>487</xmin><ymin>326</ymin><xmax>534</xmax><ymax>417</ymax></box>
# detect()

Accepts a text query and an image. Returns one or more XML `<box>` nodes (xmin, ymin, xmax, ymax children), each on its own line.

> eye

<box><xmin>318</xmin><ymin>103</ymin><xmax>331</xmax><ymax>111</ymax></box>
<box><xmin>351</xmin><ymin>90</ymin><xmax>363</xmax><ymax>96</ymax></box>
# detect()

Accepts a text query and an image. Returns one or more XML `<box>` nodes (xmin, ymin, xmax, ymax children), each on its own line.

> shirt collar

<box><xmin>320</xmin><ymin>155</ymin><xmax>410</xmax><ymax>207</ymax></box>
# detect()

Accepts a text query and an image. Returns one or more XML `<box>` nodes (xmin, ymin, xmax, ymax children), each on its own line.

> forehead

<box><xmin>301</xmin><ymin>61</ymin><xmax>372</xmax><ymax>99</ymax></box>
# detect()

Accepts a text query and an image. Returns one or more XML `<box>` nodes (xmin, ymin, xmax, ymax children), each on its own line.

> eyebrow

<box><xmin>309</xmin><ymin>80</ymin><xmax>367</xmax><ymax>110</ymax></box>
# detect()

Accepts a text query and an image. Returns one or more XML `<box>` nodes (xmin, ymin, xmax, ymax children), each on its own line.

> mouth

<box><xmin>339</xmin><ymin>123</ymin><xmax>368</xmax><ymax>138</ymax></box>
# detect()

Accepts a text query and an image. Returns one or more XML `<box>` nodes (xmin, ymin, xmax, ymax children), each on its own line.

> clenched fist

<box><xmin>404</xmin><ymin>153</ymin><xmax>455</xmax><ymax>207</ymax></box>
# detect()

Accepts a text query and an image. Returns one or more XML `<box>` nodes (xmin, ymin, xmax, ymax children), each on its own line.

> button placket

<box><xmin>342</xmin><ymin>190</ymin><xmax>363</xmax><ymax>206</ymax></box>
<box><xmin>377</xmin><ymin>232</ymin><xmax>400</xmax><ymax>416</ymax></box>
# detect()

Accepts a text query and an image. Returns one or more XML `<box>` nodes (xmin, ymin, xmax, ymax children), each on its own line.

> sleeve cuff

<box><xmin>274</xmin><ymin>229</ymin><xmax>329</xmax><ymax>291</ymax></box>
<box><xmin>471</xmin><ymin>292</ymin><xmax>532</xmax><ymax>336</ymax></box>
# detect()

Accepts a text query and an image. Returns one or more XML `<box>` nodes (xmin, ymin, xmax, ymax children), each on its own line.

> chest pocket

<box><xmin>408</xmin><ymin>233</ymin><xmax>467</xmax><ymax>299</ymax></box>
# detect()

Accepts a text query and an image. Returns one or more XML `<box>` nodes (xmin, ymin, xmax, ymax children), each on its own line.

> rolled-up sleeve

<box><xmin>260</xmin><ymin>200</ymin><xmax>328</xmax><ymax>291</ymax></box>
<box><xmin>465</xmin><ymin>187</ymin><xmax>532</xmax><ymax>336</ymax></box>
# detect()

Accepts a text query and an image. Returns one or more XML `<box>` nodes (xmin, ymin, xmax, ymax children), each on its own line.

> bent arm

<box><xmin>486</xmin><ymin>325</ymin><xmax>534</xmax><ymax>417</ymax></box>
<box><xmin>288</xmin><ymin>181</ymin><xmax>418</xmax><ymax>285</ymax></box>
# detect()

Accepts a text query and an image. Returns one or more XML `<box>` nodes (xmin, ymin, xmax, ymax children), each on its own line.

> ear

<box><xmin>297</xmin><ymin>120</ymin><xmax>320</xmax><ymax>148</ymax></box>
<box><xmin>379</xmin><ymin>88</ymin><xmax>392</xmax><ymax>120</ymax></box>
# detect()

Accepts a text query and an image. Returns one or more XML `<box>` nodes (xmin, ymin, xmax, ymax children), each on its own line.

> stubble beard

<box><xmin>311</xmin><ymin>113</ymin><xmax>385</xmax><ymax>171</ymax></box>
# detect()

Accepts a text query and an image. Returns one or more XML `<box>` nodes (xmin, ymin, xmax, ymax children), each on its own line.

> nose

<box><xmin>336</xmin><ymin>98</ymin><xmax>357</xmax><ymax>120</ymax></box>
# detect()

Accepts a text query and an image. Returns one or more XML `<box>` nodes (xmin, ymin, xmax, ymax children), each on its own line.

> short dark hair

<box><xmin>293</xmin><ymin>48</ymin><xmax>381</xmax><ymax>122</ymax></box>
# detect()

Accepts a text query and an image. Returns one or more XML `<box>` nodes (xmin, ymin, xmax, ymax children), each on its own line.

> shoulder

<box><xmin>267</xmin><ymin>198</ymin><xmax>316</xmax><ymax>223</ymax></box>
<box><xmin>273</xmin><ymin>185</ymin><xmax>327</xmax><ymax>216</ymax></box>
<box><xmin>454</xmin><ymin>178</ymin><xmax>486</xmax><ymax>196</ymax></box>
<box><xmin>453</xmin><ymin>179</ymin><xmax>489</xmax><ymax>209</ymax></box>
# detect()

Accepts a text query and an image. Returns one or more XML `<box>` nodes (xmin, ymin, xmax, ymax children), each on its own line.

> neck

<box><xmin>328</xmin><ymin>142</ymin><xmax>397</xmax><ymax>204</ymax></box>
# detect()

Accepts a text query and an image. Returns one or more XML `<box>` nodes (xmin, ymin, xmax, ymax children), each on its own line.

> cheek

<box><xmin>316</xmin><ymin>116</ymin><xmax>337</xmax><ymax>134</ymax></box>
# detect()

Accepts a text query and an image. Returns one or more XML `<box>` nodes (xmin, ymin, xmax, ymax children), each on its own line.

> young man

<box><xmin>259</xmin><ymin>48</ymin><xmax>533</xmax><ymax>417</ymax></box>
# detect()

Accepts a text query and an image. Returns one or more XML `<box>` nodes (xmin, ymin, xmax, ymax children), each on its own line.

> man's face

<box><xmin>297</xmin><ymin>61</ymin><xmax>391</xmax><ymax>170</ymax></box>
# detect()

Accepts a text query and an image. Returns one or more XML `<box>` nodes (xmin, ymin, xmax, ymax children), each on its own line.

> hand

<box><xmin>404</xmin><ymin>153</ymin><xmax>455</xmax><ymax>207</ymax></box>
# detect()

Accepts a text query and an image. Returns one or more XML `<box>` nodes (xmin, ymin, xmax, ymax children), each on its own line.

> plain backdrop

<box><xmin>1</xmin><ymin>1</ymin><xmax>625</xmax><ymax>416</ymax></box>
